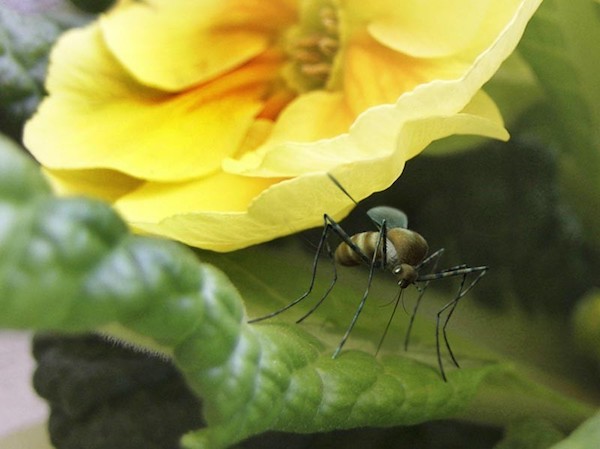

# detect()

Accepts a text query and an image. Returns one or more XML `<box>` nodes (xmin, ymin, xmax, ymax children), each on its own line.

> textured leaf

<box><xmin>0</xmin><ymin>134</ymin><xmax>595</xmax><ymax>449</ymax></box>
<box><xmin>519</xmin><ymin>0</ymin><xmax>600</xmax><ymax>160</ymax></box>
<box><xmin>550</xmin><ymin>411</ymin><xmax>600</xmax><ymax>449</ymax></box>
<box><xmin>494</xmin><ymin>419</ymin><xmax>564</xmax><ymax>449</ymax></box>
<box><xmin>0</xmin><ymin>1</ymin><xmax>89</xmax><ymax>138</ymax></box>
<box><xmin>572</xmin><ymin>290</ymin><xmax>600</xmax><ymax>364</ymax></box>
<box><xmin>518</xmin><ymin>0</ymin><xmax>600</xmax><ymax>245</ymax></box>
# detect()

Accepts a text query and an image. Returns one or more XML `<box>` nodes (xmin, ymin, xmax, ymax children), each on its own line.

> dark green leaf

<box><xmin>572</xmin><ymin>290</ymin><xmax>600</xmax><ymax>364</ymax></box>
<box><xmin>550</xmin><ymin>411</ymin><xmax>600</xmax><ymax>449</ymax></box>
<box><xmin>69</xmin><ymin>0</ymin><xmax>115</xmax><ymax>14</ymax></box>
<box><xmin>0</xmin><ymin>1</ymin><xmax>91</xmax><ymax>139</ymax></box>
<box><xmin>0</xmin><ymin>135</ymin><xmax>595</xmax><ymax>449</ymax></box>
<box><xmin>494</xmin><ymin>419</ymin><xmax>564</xmax><ymax>449</ymax></box>
<box><xmin>519</xmin><ymin>0</ymin><xmax>600</xmax><ymax>245</ymax></box>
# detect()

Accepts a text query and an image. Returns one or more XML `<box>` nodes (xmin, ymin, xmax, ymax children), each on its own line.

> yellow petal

<box><xmin>225</xmin><ymin>89</ymin><xmax>507</xmax><ymax>178</ymax></box>
<box><xmin>402</xmin><ymin>94</ymin><xmax>509</xmax><ymax>161</ymax></box>
<box><xmin>43</xmin><ymin>168</ymin><xmax>142</xmax><ymax>203</ymax></box>
<box><xmin>423</xmin><ymin>90</ymin><xmax>509</xmax><ymax>156</ymax></box>
<box><xmin>458</xmin><ymin>0</ymin><xmax>527</xmax><ymax>59</ymax></box>
<box><xmin>115</xmin><ymin>173</ymin><xmax>281</xmax><ymax>222</ymax></box>
<box><xmin>347</xmin><ymin>0</ymin><xmax>494</xmax><ymax>58</ymax></box>
<box><xmin>101</xmin><ymin>0</ymin><xmax>296</xmax><ymax>91</ymax></box>
<box><xmin>25</xmin><ymin>0</ymin><xmax>543</xmax><ymax>253</ymax></box>
<box><xmin>343</xmin><ymin>33</ymin><xmax>468</xmax><ymax>115</ymax></box>
<box><xmin>223</xmin><ymin>91</ymin><xmax>354</xmax><ymax>174</ymax></box>
<box><xmin>118</xmin><ymin>93</ymin><xmax>508</xmax><ymax>252</ymax></box>
<box><xmin>129</xmin><ymin>0</ymin><xmax>542</xmax><ymax>251</ymax></box>
<box><xmin>24</xmin><ymin>24</ymin><xmax>272</xmax><ymax>182</ymax></box>
<box><xmin>266</xmin><ymin>91</ymin><xmax>354</xmax><ymax>143</ymax></box>
<box><xmin>228</xmin><ymin>0</ymin><xmax>541</xmax><ymax>177</ymax></box>
<box><xmin>385</xmin><ymin>0</ymin><xmax>542</xmax><ymax>118</ymax></box>
<box><xmin>116</xmin><ymin>173</ymin><xmax>355</xmax><ymax>252</ymax></box>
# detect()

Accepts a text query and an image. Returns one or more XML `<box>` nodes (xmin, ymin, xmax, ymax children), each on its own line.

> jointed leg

<box><xmin>404</xmin><ymin>249</ymin><xmax>445</xmax><ymax>351</ymax></box>
<box><xmin>248</xmin><ymin>214</ymin><xmax>371</xmax><ymax>324</ymax></box>
<box><xmin>296</xmin><ymin>214</ymin><xmax>374</xmax><ymax>322</ymax></box>
<box><xmin>438</xmin><ymin>273</ymin><xmax>468</xmax><ymax>372</ymax></box>
<box><xmin>248</xmin><ymin>215</ymin><xmax>336</xmax><ymax>323</ymax></box>
<box><xmin>416</xmin><ymin>248</ymin><xmax>446</xmax><ymax>272</ymax></box>
<box><xmin>376</xmin><ymin>288</ymin><xmax>403</xmax><ymax>355</ymax></box>
<box><xmin>296</xmin><ymin>238</ymin><xmax>337</xmax><ymax>323</ymax></box>
<box><xmin>435</xmin><ymin>266</ymin><xmax>487</xmax><ymax>381</ymax></box>
<box><xmin>332</xmin><ymin>221</ymin><xmax>387</xmax><ymax>358</ymax></box>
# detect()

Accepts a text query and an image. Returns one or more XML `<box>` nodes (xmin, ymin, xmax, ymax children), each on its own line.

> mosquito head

<box><xmin>392</xmin><ymin>263</ymin><xmax>418</xmax><ymax>288</ymax></box>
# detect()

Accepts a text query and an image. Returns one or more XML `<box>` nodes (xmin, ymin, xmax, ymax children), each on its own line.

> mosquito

<box><xmin>249</xmin><ymin>174</ymin><xmax>488</xmax><ymax>381</ymax></box>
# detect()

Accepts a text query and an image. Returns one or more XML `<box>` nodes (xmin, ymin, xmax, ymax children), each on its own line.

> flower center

<box><xmin>284</xmin><ymin>2</ymin><xmax>340</xmax><ymax>92</ymax></box>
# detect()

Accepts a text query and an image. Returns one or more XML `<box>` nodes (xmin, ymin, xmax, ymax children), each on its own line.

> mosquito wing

<box><xmin>367</xmin><ymin>206</ymin><xmax>408</xmax><ymax>230</ymax></box>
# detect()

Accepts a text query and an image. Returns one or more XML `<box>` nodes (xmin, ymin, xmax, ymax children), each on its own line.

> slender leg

<box><xmin>404</xmin><ymin>249</ymin><xmax>445</xmax><ymax>351</ymax></box>
<box><xmin>332</xmin><ymin>221</ymin><xmax>387</xmax><ymax>358</ymax></box>
<box><xmin>248</xmin><ymin>215</ymin><xmax>334</xmax><ymax>323</ymax></box>
<box><xmin>441</xmin><ymin>268</ymin><xmax>488</xmax><ymax>366</ymax></box>
<box><xmin>435</xmin><ymin>266</ymin><xmax>488</xmax><ymax>381</ymax></box>
<box><xmin>404</xmin><ymin>286</ymin><xmax>427</xmax><ymax>351</ymax></box>
<box><xmin>248</xmin><ymin>214</ymin><xmax>371</xmax><ymax>323</ymax></box>
<box><xmin>435</xmin><ymin>307</ymin><xmax>448</xmax><ymax>382</ymax></box>
<box><xmin>439</xmin><ymin>273</ymin><xmax>468</xmax><ymax>370</ymax></box>
<box><xmin>436</xmin><ymin>279</ymin><xmax>467</xmax><ymax>381</ymax></box>
<box><xmin>295</xmin><ymin>214</ymin><xmax>375</xmax><ymax>322</ymax></box>
<box><xmin>376</xmin><ymin>288</ymin><xmax>402</xmax><ymax>355</ymax></box>
<box><xmin>440</xmin><ymin>264</ymin><xmax>468</xmax><ymax>273</ymax></box>
<box><xmin>323</xmin><ymin>214</ymin><xmax>371</xmax><ymax>265</ymax></box>
<box><xmin>416</xmin><ymin>248</ymin><xmax>446</xmax><ymax>271</ymax></box>
<box><xmin>296</xmin><ymin>238</ymin><xmax>337</xmax><ymax>323</ymax></box>
<box><xmin>417</xmin><ymin>264</ymin><xmax>487</xmax><ymax>282</ymax></box>
<box><xmin>442</xmin><ymin>300</ymin><xmax>461</xmax><ymax>368</ymax></box>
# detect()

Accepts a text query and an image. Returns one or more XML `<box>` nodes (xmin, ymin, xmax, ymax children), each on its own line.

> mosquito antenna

<box><xmin>327</xmin><ymin>173</ymin><xmax>359</xmax><ymax>206</ymax></box>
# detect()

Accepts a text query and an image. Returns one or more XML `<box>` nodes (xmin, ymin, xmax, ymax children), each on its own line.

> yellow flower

<box><xmin>25</xmin><ymin>0</ymin><xmax>541</xmax><ymax>251</ymax></box>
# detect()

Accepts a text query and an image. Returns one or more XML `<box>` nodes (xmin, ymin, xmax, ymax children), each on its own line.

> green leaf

<box><xmin>69</xmin><ymin>0</ymin><xmax>115</xmax><ymax>14</ymax></box>
<box><xmin>484</xmin><ymin>51</ymin><xmax>544</xmax><ymax>127</ymax></box>
<box><xmin>518</xmin><ymin>0</ymin><xmax>600</xmax><ymax>245</ymax></box>
<box><xmin>572</xmin><ymin>289</ymin><xmax>600</xmax><ymax>364</ymax></box>
<box><xmin>0</xmin><ymin>1</ymin><xmax>90</xmax><ymax>138</ymax></box>
<box><xmin>550</xmin><ymin>411</ymin><xmax>600</xmax><ymax>449</ymax></box>
<box><xmin>0</xmin><ymin>134</ymin><xmax>595</xmax><ymax>449</ymax></box>
<box><xmin>494</xmin><ymin>419</ymin><xmax>564</xmax><ymax>449</ymax></box>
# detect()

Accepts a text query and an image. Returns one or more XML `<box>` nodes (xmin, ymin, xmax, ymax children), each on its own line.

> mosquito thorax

<box><xmin>385</xmin><ymin>228</ymin><xmax>429</xmax><ymax>266</ymax></box>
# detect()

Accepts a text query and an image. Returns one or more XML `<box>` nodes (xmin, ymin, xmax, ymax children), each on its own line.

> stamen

<box><xmin>293</xmin><ymin>49</ymin><xmax>323</xmax><ymax>64</ymax></box>
<box><xmin>318</xmin><ymin>37</ymin><xmax>338</xmax><ymax>56</ymax></box>
<box><xmin>286</xmin><ymin>2</ymin><xmax>340</xmax><ymax>90</ymax></box>
<box><xmin>301</xmin><ymin>63</ymin><xmax>331</xmax><ymax>77</ymax></box>
<box><xmin>320</xmin><ymin>7</ymin><xmax>338</xmax><ymax>35</ymax></box>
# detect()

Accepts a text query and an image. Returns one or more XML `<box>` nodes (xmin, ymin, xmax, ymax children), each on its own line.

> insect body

<box><xmin>335</xmin><ymin>222</ymin><xmax>428</xmax><ymax>288</ymax></box>
<box><xmin>249</xmin><ymin>176</ymin><xmax>488</xmax><ymax>381</ymax></box>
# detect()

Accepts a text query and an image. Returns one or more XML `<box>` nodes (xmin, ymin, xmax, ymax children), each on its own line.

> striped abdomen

<box><xmin>334</xmin><ymin>228</ymin><xmax>428</xmax><ymax>269</ymax></box>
